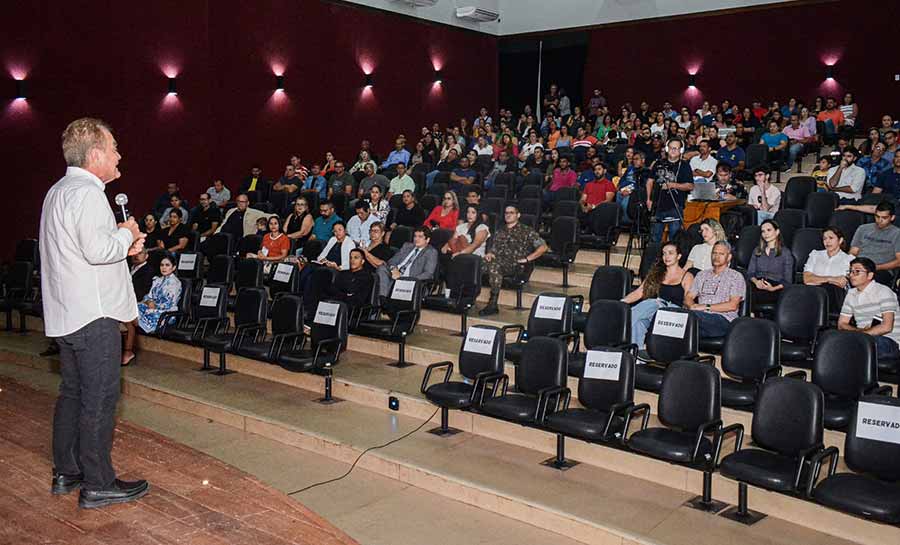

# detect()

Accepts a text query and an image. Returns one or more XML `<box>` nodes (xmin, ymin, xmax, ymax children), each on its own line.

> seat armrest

<box><xmin>471</xmin><ymin>370</ymin><xmax>501</xmax><ymax>404</ymax></box>
<box><xmin>714</xmin><ymin>423</ymin><xmax>744</xmax><ymax>466</ymax></box>
<box><xmin>270</xmin><ymin>331</ymin><xmax>306</xmax><ymax>360</ymax></box>
<box><xmin>865</xmin><ymin>384</ymin><xmax>894</xmax><ymax>397</ymax></box>
<box><xmin>536</xmin><ymin>386</ymin><xmax>569</xmax><ymax>422</ymax></box>
<box><xmin>806</xmin><ymin>446</ymin><xmax>841</xmax><ymax>497</ymax></box>
<box><xmin>501</xmin><ymin>324</ymin><xmax>526</xmax><ymax>343</ymax></box>
<box><xmin>352</xmin><ymin>303</ymin><xmax>377</xmax><ymax>329</ymax></box>
<box><xmin>795</xmin><ymin>444</ymin><xmax>825</xmax><ymax>490</ymax></box>
<box><xmin>234</xmin><ymin>323</ymin><xmax>266</xmax><ymax>350</ymax></box>
<box><xmin>696</xmin><ymin>355</ymin><xmax>716</xmax><ymax>364</ymax></box>
<box><xmin>570</xmin><ymin>295</ymin><xmax>585</xmax><ymax>313</ymax></box>
<box><xmin>390</xmin><ymin>309</ymin><xmax>420</xmax><ymax>335</ymax></box>
<box><xmin>603</xmin><ymin>401</ymin><xmax>634</xmax><ymax>439</ymax></box>
<box><xmin>155</xmin><ymin>310</ymin><xmax>186</xmax><ymax>338</ymax></box>
<box><xmin>312</xmin><ymin>336</ymin><xmax>345</xmax><ymax>368</ymax></box>
<box><xmin>421</xmin><ymin>361</ymin><xmax>454</xmax><ymax>395</ymax></box>
<box><xmin>621</xmin><ymin>403</ymin><xmax>651</xmax><ymax>445</ymax></box>
<box><xmin>693</xmin><ymin>419</ymin><xmax>723</xmax><ymax>464</ymax></box>
<box><xmin>561</xmin><ymin>241</ymin><xmax>580</xmax><ymax>261</ymax></box>
<box><xmin>477</xmin><ymin>373</ymin><xmax>508</xmax><ymax>406</ymax></box>
<box><xmin>761</xmin><ymin>365</ymin><xmax>783</xmax><ymax>382</ymax></box>
<box><xmin>784</xmin><ymin>370</ymin><xmax>807</xmax><ymax>380</ymax></box>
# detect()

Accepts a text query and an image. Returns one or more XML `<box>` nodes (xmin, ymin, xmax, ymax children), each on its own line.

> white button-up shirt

<box><xmin>39</xmin><ymin>167</ymin><xmax>137</xmax><ymax>337</ymax></box>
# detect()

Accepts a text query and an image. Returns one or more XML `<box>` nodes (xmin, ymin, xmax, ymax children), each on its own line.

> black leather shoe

<box><xmin>51</xmin><ymin>472</ymin><xmax>84</xmax><ymax>495</ymax></box>
<box><xmin>79</xmin><ymin>479</ymin><xmax>149</xmax><ymax>509</ymax></box>
<box><xmin>40</xmin><ymin>343</ymin><xmax>60</xmax><ymax>357</ymax></box>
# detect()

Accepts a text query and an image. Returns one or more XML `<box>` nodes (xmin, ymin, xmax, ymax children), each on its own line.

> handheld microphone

<box><xmin>114</xmin><ymin>193</ymin><xmax>129</xmax><ymax>221</ymax></box>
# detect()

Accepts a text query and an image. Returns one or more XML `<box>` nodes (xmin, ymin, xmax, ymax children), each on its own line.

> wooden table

<box><xmin>683</xmin><ymin>199</ymin><xmax>746</xmax><ymax>227</ymax></box>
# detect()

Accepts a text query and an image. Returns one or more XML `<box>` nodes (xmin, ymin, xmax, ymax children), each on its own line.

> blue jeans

<box><xmin>692</xmin><ymin>311</ymin><xmax>732</xmax><ymax>339</ymax></box>
<box><xmin>756</xmin><ymin>210</ymin><xmax>776</xmax><ymax>223</ymax></box>
<box><xmin>632</xmin><ymin>299</ymin><xmax>679</xmax><ymax>348</ymax></box>
<box><xmin>616</xmin><ymin>192</ymin><xmax>631</xmax><ymax>223</ymax></box>
<box><xmin>875</xmin><ymin>335</ymin><xmax>900</xmax><ymax>362</ymax></box>
<box><xmin>425</xmin><ymin>170</ymin><xmax>440</xmax><ymax>189</ymax></box>
<box><xmin>651</xmin><ymin>220</ymin><xmax>681</xmax><ymax>243</ymax></box>
<box><xmin>787</xmin><ymin>143</ymin><xmax>804</xmax><ymax>169</ymax></box>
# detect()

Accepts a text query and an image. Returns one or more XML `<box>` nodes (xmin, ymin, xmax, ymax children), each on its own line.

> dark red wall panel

<box><xmin>582</xmin><ymin>0</ymin><xmax>898</xmax><ymax>127</ymax></box>
<box><xmin>1</xmin><ymin>0</ymin><xmax>497</xmax><ymax>259</ymax></box>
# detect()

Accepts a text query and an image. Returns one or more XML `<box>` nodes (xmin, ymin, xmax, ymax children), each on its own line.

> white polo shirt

<box><xmin>827</xmin><ymin>164</ymin><xmax>866</xmax><ymax>201</ymax></box>
<box><xmin>39</xmin><ymin>167</ymin><xmax>137</xmax><ymax>337</ymax></box>
<box><xmin>841</xmin><ymin>281</ymin><xmax>900</xmax><ymax>344</ymax></box>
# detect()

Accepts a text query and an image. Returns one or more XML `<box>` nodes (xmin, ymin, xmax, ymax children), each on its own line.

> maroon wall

<box><xmin>582</xmin><ymin>0</ymin><xmax>898</xmax><ymax>126</ymax></box>
<box><xmin>0</xmin><ymin>0</ymin><xmax>497</xmax><ymax>259</ymax></box>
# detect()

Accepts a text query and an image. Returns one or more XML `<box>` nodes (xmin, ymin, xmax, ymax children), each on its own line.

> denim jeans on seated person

<box><xmin>691</xmin><ymin>310</ymin><xmax>732</xmax><ymax>339</ymax></box>
<box><xmin>650</xmin><ymin>220</ymin><xmax>681</xmax><ymax>244</ymax></box>
<box><xmin>875</xmin><ymin>335</ymin><xmax>900</xmax><ymax>362</ymax></box>
<box><xmin>631</xmin><ymin>298</ymin><xmax>680</xmax><ymax>349</ymax></box>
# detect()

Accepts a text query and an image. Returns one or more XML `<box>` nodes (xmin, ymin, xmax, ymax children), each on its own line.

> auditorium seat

<box><xmin>718</xmin><ymin>317</ymin><xmax>781</xmax><ymax>410</ymax></box>
<box><xmin>353</xmin><ymin>278</ymin><xmax>424</xmax><ymax>368</ymax></box>
<box><xmin>0</xmin><ymin>261</ymin><xmax>34</xmax><ymax>332</ymax></box>
<box><xmin>479</xmin><ymin>336</ymin><xmax>567</xmax><ymax>425</ymax></box>
<box><xmin>503</xmin><ymin>292</ymin><xmax>574</xmax><ymax>365</ymax></box>
<box><xmin>541</xmin><ymin>347</ymin><xmax>638</xmax><ymax>468</ymax></box>
<box><xmin>568</xmin><ymin>301</ymin><xmax>633</xmax><ymax>378</ymax></box>
<box><xmin>277</xmin><ymin>300</ymin><xmax>349</xmax><ymax>375</ymax></box>
<box><xmin>635</xmin><ymin>308</ymin><xmax>710</xmax><ymax>393</ymax></box>
<box><xmin>810</xmin><ymin>395</ymin><xmax>900</xmax><ymax>524</ymax></box>
<box><xmin>537</xmin><ymin>216</ymin><xmax>580</xmax><ymax>287</ymax></box>
<box><xmin>237</xmin><ymin>294</ymin><xmax>303</xmax><ymax>362</ymax></box>
<box><xmin>201</xmin><ymin>287</ymin><xmax>268</xmax><ymax>375</ymax></box>
<box><xmin>160</xmin><ymin>282</ymin><xmax>228</xmax><ymax>345</ymax></box>
<box><xmin>571</xmin><ymin>266</ymin><xmax>633</xmax><ymax>337</ymax></box>
<box><xmin>786</xmin><ymin>330</ymin><xmax>891</xmax><ymax>430</ymax></box>
<box><xmin>627</xmin><ymin>360</ymin><xmax>740</xmax><ymax>512</ymax></box>
<box><xmin>578</xmin><ymin>202</ymin><xmax>620</xmax><ymax>263</ymax></box>
<box><xmin>775</xmin><ymin>285</ymin><xmax>828</xmax><ymax>368</ymax></box>
<box><xmin>719</xmin><ymin>378</ymin><xmax>825</xmax><ymax>524</ymax></box>
<box><xmin>420</xmin><ymin>325</ymin><xmax>506</xmax><ymax>436</ymax></box>
<box><xmin>422</xmin><ymin>254</ymin><xmax>482</xmax><ymax>335</ymax></box>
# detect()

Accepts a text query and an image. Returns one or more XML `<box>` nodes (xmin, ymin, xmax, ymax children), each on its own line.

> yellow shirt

<box><xmin>248</xmin><ymin>177</ymin><xmax>258</xmax><ymax>191</ymax></box>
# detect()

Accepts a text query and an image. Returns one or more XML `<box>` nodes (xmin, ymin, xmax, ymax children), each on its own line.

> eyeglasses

<box><xmin>849</xmin><ymin>269</ymin><xmax>868</xmax><ymax>275</ymax></box>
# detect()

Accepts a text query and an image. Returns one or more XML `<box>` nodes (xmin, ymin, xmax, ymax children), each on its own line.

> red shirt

<box><xmin>261</xmin><ymin>232</ymin><xmax>290</xmax><ymax>258</ymax></box>
<box><xmin>425</xmin><ymin>206</ymin><xmax>459</xmax><ymax>230</ymax></box>
<box><xmin>583</xmin><ymin>178</ymin><xmax>616</xmax><ymax>206</ymax></box>
<box><xmin>549</xmin><ymin>168</ymin><xmax>578</xmax><ymax>192</ymax></box>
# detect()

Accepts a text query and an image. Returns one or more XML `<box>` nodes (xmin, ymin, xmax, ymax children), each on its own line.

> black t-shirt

<box><xmin>649</xmin><ymin>159</ymin><xmax>693</xmax><ymax>218</ymax></box>
<box><xmin>222</xmin><ymin>209</ymin><xmax>245</xmax><ymax>238</ymax></box>
<box><xmin>191</xmin><ymin>205</ymin><xmax>222</xmax><ymax>234</ymax></box>
<box><xmin>394</xmin><ymin>205</ymin><xmax>427</xmax><ymax>228</ymax></box>
<box><xmin>160</xmin><ymin>224</ymin><xmax>191</xmax><ymax>250</ymax></box>
<box><xmin>364</xmin><ymin>243</ymin><xmax>395</xmax><ymax>272</ymax></box>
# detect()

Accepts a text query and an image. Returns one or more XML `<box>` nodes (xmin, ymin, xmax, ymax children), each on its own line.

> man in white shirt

<box><xmin>689</xmin><ymin>140</ymin><xmax>717</xmax><ymax>182</ymax></box>
<box><xmin>827</xmin><ymin>147</ymin><xmax>866</xmax><ymax>203</ymax></box>
<box><xmin>39</xmin><ymin>118</ymin><xmax>150</xmax><ymax>508</ymax></box>
<box><xmin>346</xmin><ymin>200</ymin><xmax>378</xmax><ymax>247</ymax></box>
<box><xmin>839</xmin><ymin>257</ymin><xmax>900</xmax><ymax>362</ymax></box>
<box><xmin>747</xmin><ymin>167</ymin><xmax>781</xmax><ymax>223</ymax></box>
<box><xmin>387</xmin><ymin>163</ymin><xmax>416</xmax><ymax>199</ymax></box>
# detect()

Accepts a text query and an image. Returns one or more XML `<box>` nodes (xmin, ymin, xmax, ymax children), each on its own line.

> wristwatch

<box><xmin>705</xmin><ymin>304</ymin><xmax>711</xmax><ymax>312</ymax></box>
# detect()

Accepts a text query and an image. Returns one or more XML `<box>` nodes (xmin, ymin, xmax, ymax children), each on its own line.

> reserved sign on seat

<box><xmin>273</xmin><ymin>263</ymin><xmax>293</xmax><ymax>283</ymax></box>
<box><xmin>653</xmin><ymin>310</ymin><xmax>688</xmax><ymax>339</ymax></box>
<box><xmin>463</xmin><ymin>327</ymin><xmax>496</xmax><ymax>355</ymax></box>
<box><xmin>200</xmin><ymin>286</ymin><xmax>220</xmax><ymax>307</ymax></box>
<box><xmin>391</xmin><ymin>279</ymin><xmax>415</xmax><ymax>301</ymax></box>
<box><xmin>583</xmin><ymin>350</ymin><xmax>622</xmax><ymax>381</ymax></box>
<box><xmin>314</xmin><ymin>301</ymin><xmax>339</xmax><ymax>326</ymax></box>
<box><xmin>178</xmin><ymin>254</ymin><xmax>197</xmax><ymax>271</ymax></box>
<box><xmin>856</xmin><ymin>402</ymin><xmax>900</xmax><ymax>444</ymax></box>
<box><xmin>535</xmin><ymin>295</ymin><xmax>566</xmax><ymax>320</ymax></box>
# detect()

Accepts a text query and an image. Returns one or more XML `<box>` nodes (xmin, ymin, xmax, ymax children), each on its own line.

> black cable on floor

<box><xmin>287</xmin><ymin>407</ymin><xmax>440</xmax><ymax>496</ymax></box>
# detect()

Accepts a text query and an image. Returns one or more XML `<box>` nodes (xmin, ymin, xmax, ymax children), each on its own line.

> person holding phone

<box><xmin>747</xmin><ymin>219</ymin><xmax>794</xmax><ymax>311</ymax></box>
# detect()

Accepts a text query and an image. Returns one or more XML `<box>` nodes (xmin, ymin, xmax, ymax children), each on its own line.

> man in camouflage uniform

<box><xmin>480</xmin><ymin>205</ymin><xmax>548</xmax><ymax>315</ymax></box>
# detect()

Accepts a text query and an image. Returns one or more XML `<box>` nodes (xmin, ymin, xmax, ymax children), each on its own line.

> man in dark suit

<box><xmin>238</xmin><ymin>164</ymin><xmax>270</xmax><ymax>203</ymax></box>
<box><xmin>376</xmin><ymin>226</ymin><xmax>438</xmax><ymax>297</ymax></box>
<box><xmin>129</xmin><ymin>250</ymin><xmax>154</xmax><ymax>301</ymax></box>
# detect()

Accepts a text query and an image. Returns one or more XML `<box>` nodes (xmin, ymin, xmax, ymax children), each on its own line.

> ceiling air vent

<box><xmin>455</xmin><ymin>6</ymin><xmax>499</xmax><ymax>22</ymax></box>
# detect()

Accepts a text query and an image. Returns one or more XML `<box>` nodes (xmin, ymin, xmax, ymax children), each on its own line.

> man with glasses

<box><xmin>190</xmin><ymin>193</ymin><xmax>221</xmax><ymax>240</ymax></box>
<box><xmin>826</xmin><ymin>147</ymin><xmax>866</xmax><ymax>204</ymax></box>
<box><xmin>683</xmin><ymin>241</ymin><xmax>745</xmax><ymax>339</ymax></box>
<box><xmin>849</xmin><ymin>201</ymin><xmax>900</xmax><ymax>285</ymax></box>
<box><xmin>328</xmin><ymin>161</ymin><xmax>355</xmax><ymax>200</ymax></box>
<box><xmin>645</xmin><ymin>138</ymin><xmax>694</xmax><ymax>243</ymax></box>
<box><xmin>839</xmin><ymin>257</ymin><xmax>900</xmax><ymax>363</ymax></box>
<box><xmin>479</xmin><ymin>205</ymin><xmax>548</xmax><ymax>316</ymax></box>
<box><xmin>376</xmin><ymin>227</ymin><xmax>438</xmax><ymax>297</ymax></box>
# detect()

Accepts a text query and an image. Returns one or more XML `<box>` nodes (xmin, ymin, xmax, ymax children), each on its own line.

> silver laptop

<box><xmin>691</xmin><ymin>182</ymin><xmax>718</xmax><ymax>201</ymax></box>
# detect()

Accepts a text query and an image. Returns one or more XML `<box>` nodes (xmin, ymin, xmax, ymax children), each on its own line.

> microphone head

<box><xmin>114</xmin><ymin>193</ymin><xmax>129</xmax><ymax>206</ymax></box>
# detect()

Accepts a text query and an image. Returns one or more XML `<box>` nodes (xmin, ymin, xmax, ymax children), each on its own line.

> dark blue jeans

<box><xmin>875</xmin><ymin>335</ymin><xmax>900</xmax><ymax>362</ymax></box>
<box><xmin>692</xmin><ymin>311</ymin><xmax>732</xmax><ymax>339</ymax></box>
<box><xmin>53</xmin><ymin>317</ymin><xmax>122</xmax><ymax>490</ymax></box>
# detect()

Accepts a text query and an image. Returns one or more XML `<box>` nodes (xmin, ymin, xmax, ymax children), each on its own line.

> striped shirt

<box><xmin>841</xmin><ymin>281</ymin><xmax>900</xmax><ymax>344</ymax></box>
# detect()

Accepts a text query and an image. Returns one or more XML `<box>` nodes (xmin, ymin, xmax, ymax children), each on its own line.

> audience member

<box><xmin>449</xmin><ymin>156</ymin><xmax>477</xmax><ymax>193</ymax></box>
<box><xmin>849</xmin><ymin>201</ymin><xmax>900</xmax><ymax>283</ymax></box>
<box><xmin>248</xmin><ymin>216</ymin><xmax>290</xmax><ymax>270</ymax></box>
<box><xmin>142</xmin><ymin>213</ymin><xmax>161</xmax><ymax>251</ymax></box>
<box><xmin>684</xmin><ymin>241</ymin><xmax>746</xmax><ymax>339</ymax></box>
<box><xmin>858</xmin><ymin>142</ymin><xmax>891</xmax><ymax>187</ymax></box>
<box><xmin>238</xmin><ymin>165</ymin><xmax>268</xmax><ymax>203</ymax></box>
<box><xmin>580</xmin><ymin>162</ymin><xmax>615</xmax><ymax>219</ymax></box>
<box><xmin>366</xmin><ymin>185</ymin><xmax>390</xmax><ymax>223</ymax></box>
<box><xmin>157</xmin><ymin>209</ymin><xmax>190</xmax><ymax>253</ymax></box>
<box><xmin>782</xmin><ymin>114</ymin><xmax>813</xmax><ymax>170</ymax></box>
<box><xmin>360</xmin><ymin>222</ymin><xmax>394</xmax><ymax>271</ymax></box>
<box><xmin>315</xmin><ymin>221</ymin><xmax>355</xmax><ymax>271</ymax></box>
<box><xmin>425</xmin><ymin>191</ymin><xmax>460</xmax><ymax>231</ymax></box>
<box><xmin>302</xmin><ymin>164</ymin><xmax>327</xmax><ymax>200</ymax></box>
<box><xmin>759</xmin><ymin>120</ymin><xmax>789</xmax><ymax>170</ymax></box>
<box><xmin>359</xmin><ymin>163</ymin><xmax>389</xmax><ymax>198</ymax></box>
<box><xmin>206</xmin><ymin>179</ymin><xmax>231</xmax><ymax>208</ymax></box>
<box><xmin>122</xmin><ymin>254</ymin><xmax>182</xmax><ymax>365</ymax></box>
<box><xmin>325</xmin><ymin>248</ymin><xmax>375</xmax><ymax>310</ymax></box>
<box><xmin>622</xmin><ymin>241</ymin><xmax>694</xmax><ymax>348</ymax></box>
<box><xmin>381</xmin><ymin>138</ymin><xmax>411</xmax><ymax>172</ymax></box>
<box><xmin>685</xmin><ymin>219</ymin><xmax>726</xmax><ymax>271</ymax></box>
<box><xmin>388</xmin><ymin>163</ymin><xmax>416</xmax><ymax>199</ymax></box>
<box><xmin>712</xmin><ymin>163</ymin><xmax>747</xmax><ymax>200</ymax></box>
<box><xmin>804</xmin><ymin>226</ymin><xmax>853</xmax><ymax>314</ymax></box>
<box><xmin>748</xmin><ymin>167</ymin><xmax>781</xmax><ymax>223</ymax></box>
<box><xmin>153</xmin><ymin>182</ymin><xmax>183</xmax><ymax>217</ymax></box>
<box><xmin>274</xmin><ymin>164</ymin><xmax>302</xmax><ymax>196</ymax></box>
<box><xmin>479</xmin><ymin>205</ymin><xmax>548</xmax><ymax>315</ymax></box>
<box><xmin>350</xmin><ymin>150</ymin><xmax>377</xmax><ymax>177</ymax></box>
<box><xmin>826</xmin><ymin>147</ymin><xmax>865</xmax><ymax>203</ymax></box>
<box><xmin>129</xmin><ymin>249</ymin><xmax>154</xmax><ymax>302</ymax></box>
<box><xmin>190</xmin><ymin>193</ymin><xmax>221</xmax><ymax>239</ymax></box>
<box><xmin>747</xmin><ymin>219</ymin><xmax>794</xmax><ymax>308</ymax></box>
<box><xmin>160</xmin><ymin>193</ymin><xmax>190</xmax><ymax>228</ymax></box>
<box><xmin>391</xmin><ymin>190</ymin><xmax>427</xmax><ymax>230</ymax></box>
<box><xmin>347</xmin><ymin>200</ymin><xmax>378</xmax><ymax>247</ymax></box>
<box><xmin>310</xmin><ymin>201</ymin><xmax>342</xmax><ymax>242</ymax></box>
<box><xmin>689</xmin><ymin>140</ymin><xmax>717</xmax><ymax>182</ymax></box>
<box><xmin>544</xmin><ymin>156</ymin><xmax>578</xmax><ymax>205</ymax></box>
<box><xmin>328</xmin><ymin>161</ymin><xmax>356</xmax><ymax>199</ymax></box>
<box><xmin>284</xmin><ymin>197</ymin><xmax>314</xmax><ymax>249</ymax></box>
<box><xmin>839</xmin><ymin>257</ymin><xmax>900</xmax><ymax>363</ymax></box>
<box><xmin>376</xmin><ymin>227</ymin><xmax>438</xmax><ymax>297</ymax></box>
<box><xmin>443</xmin><ymin>204</ymin><xmax>490</xmax><ymax>258</ymax></box>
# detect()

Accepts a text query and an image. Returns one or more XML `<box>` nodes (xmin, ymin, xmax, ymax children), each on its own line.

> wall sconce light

<box><xmin>688</xmin><ymin>74</ymin><xmax>696</xmax><ymax>88</ymax></box>
<box><xmin>825</xmin><ymin>66</ymin><xmax>834</xmax><ymax>80</ymax></box>
<box><xmin>167</xmin><ymin>77</ymin><xmax>177</xmax><ymax>95</ymax></box>
<box><xmin>15</xmin><ymin>79</ymin><xmax>27</xmax><ymax>100</ymax></box>
<box><xmin>364</xmin><ymin>73</ymin><xmax>374</xmax><ymax>88</ymax></box>
<box><xmin>275</xmin><ymin>74</ymin><xmax>285</xmax><ymax>91</ymax></box>
<box><xmin>434</xmin><ymin>70</ymin><xmax>443</xmax><ymax>84</ymax></box>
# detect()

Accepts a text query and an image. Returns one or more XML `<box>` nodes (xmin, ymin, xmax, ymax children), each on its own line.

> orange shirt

<box><xmin>261</xmin><ymin>232</ymin><xmax>290</xmax><ymax>258</ymax></box>
<box><xmin>817</xmin><ymin>109</ymin><xmax>844</xmax><ymax>129</ymax></box>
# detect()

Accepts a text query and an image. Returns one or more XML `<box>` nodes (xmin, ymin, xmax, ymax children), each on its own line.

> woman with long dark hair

<box><xmin>622</xmin><ymin>242</ymin><xmax>694</xmax><ymax>348</ymax></box>
<box><xmin>748</xmin><ymin>219</ymin><xmax>794</xmax><ymax>309</ymax></box>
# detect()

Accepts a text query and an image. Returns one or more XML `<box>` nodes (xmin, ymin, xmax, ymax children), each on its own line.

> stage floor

<box><xmin>0</xmin><ymin>377</ymin><xmax>359</xmax><ymax>545</ymax></box>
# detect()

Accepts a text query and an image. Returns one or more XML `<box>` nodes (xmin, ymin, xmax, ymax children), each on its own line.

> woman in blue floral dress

<box><xmin>122</xmin><ymin>255</ymin><xmax>182</xmax><ymax>365</ymax></box>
